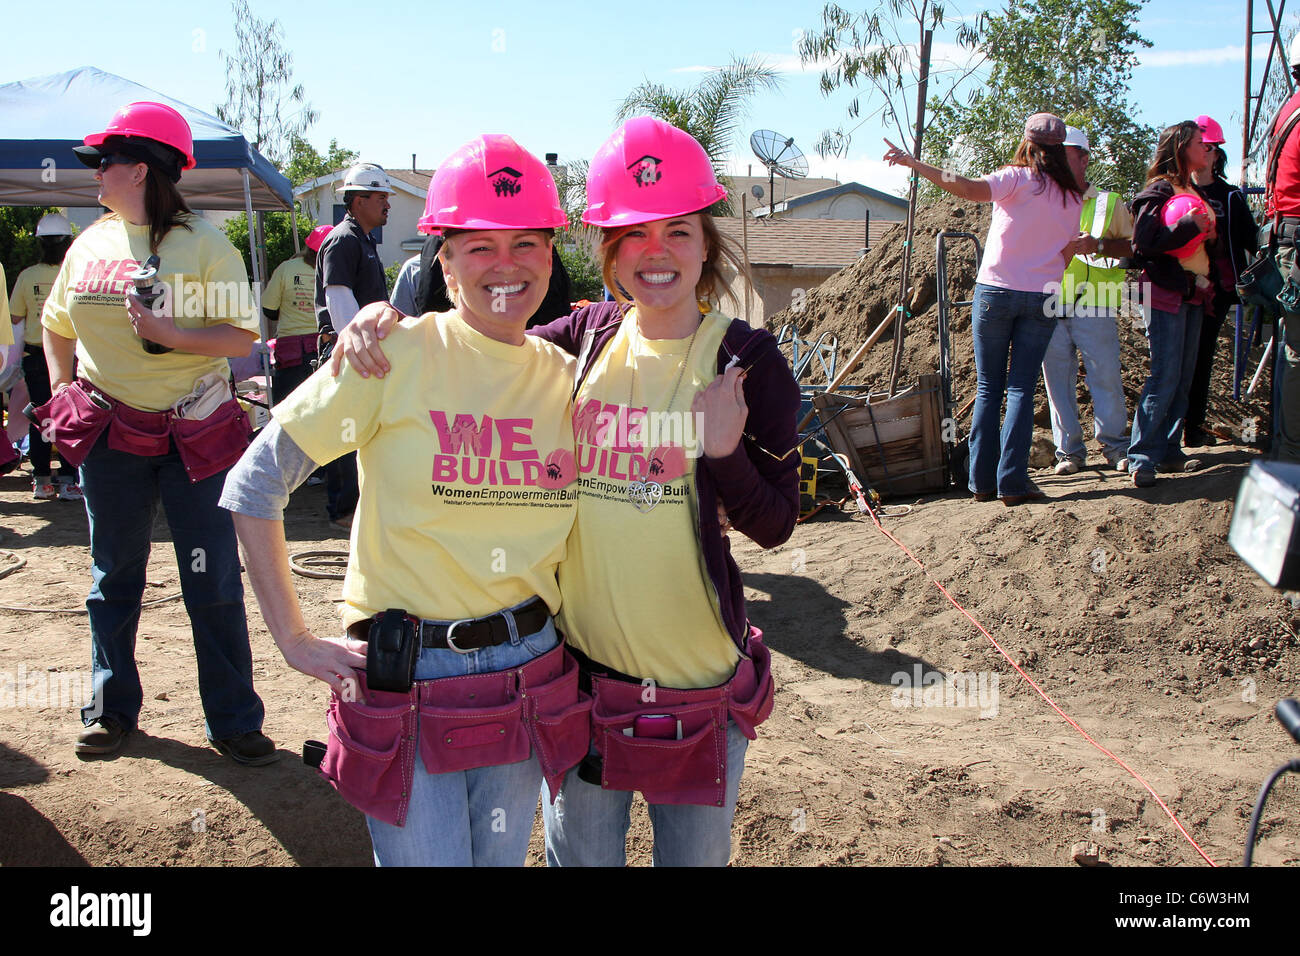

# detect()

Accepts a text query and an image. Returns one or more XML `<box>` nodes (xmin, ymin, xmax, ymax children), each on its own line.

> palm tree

<box><xmin>616</xmin><ymin>55</ymin><xmax>784</xmax><ymax>216</ymax></box>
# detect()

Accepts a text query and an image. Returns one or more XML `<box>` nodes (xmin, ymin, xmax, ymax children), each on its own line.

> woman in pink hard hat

<box><xmin>262</xmin><ymin>224</ymin><xmax>333</xmax><ymax>404</ymax></box>
<box><xmin>1127</xmin><ymin>121</ymin><xmax>1217</xmax><ymax>486</ymax></box>
<box><xmin>1182</xmin><ymin>115</ymin><xmax>1258</xmax><ymax>450</ymax></box>
<box><xmin>40</xmin><ymin>101</ymin><xmax>274</xmax><ymax>763</ymax></box>
<box><xmin>334</xmin><ymin>117</ymin><xmax>800</xmax><ymax>866</ymax></box>
<box><xmin>222</xmin><ymin>134</ymin><xmax>589</xmax><ymax>867</ymax></box>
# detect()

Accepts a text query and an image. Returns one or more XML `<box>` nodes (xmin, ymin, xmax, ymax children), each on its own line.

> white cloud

<box><xmin>1139</xmin><ymin>40</ymin><xmax>1282</xmax><ymax>68</ymax></box>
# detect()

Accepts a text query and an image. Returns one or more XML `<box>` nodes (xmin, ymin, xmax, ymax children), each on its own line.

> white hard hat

<box><xmin>1290</xmin><ymin>31</ymin><xmax>1300</xmax><ymax>68</ymax></box>
<box><xmin>1063</xmin><ymin>126</ymin><xmax>1090</xmax><ymax>152</ymax></box>
<box><xmin>35</xmin><ymin>212</ymin><xmax>72</xmax><ymax>236</ymax></box>
<box><xmin>336</xmin><ymin>163</ymin><xmax>396</xmax><ymax>195</ymax></box>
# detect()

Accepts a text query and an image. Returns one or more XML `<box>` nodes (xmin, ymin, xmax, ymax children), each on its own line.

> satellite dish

<box><xmin>751</xmin><ymin>185</ymin><xmax>765</xmax><ymax>199</ymax></box>
<box><xmin>750</xmin><ymin>130</ymin><xmax>808</xmax><ymax>217</ymax></box>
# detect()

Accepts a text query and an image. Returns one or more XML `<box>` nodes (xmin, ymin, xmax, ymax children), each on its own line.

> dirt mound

<box><xmin>767</xmin><ymin>199</ymin><xmax>1273</xmax><ymax>458</ymax></box>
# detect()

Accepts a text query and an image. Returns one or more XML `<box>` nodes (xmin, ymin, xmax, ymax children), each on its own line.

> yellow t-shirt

<box><xmin>274</xmin><ymin>310</ymin><xmax>578</xmax><ymax>628</ymax></box>
<box><xmin>0</xmin><ymin>265</ymin><xmax>12</xmax><ymax>346</ymax></box>
<box><xmin>42</xmin><ymin>216</ymin><xmax>258</xmax><ymax>411</ymax></box>
<box><xmin>10</xmin><ymin>262</ymin><xmax>60</xmax><ymax>346</ymax></box>
<box><xmin>262</xmin><ymin>256</ymin><xmax>317</xmax><ymax>337</ymax></box>
<box><xmin>557</xmin><ymin>309</ymin><xmax>740</xmax><ymax>689</ymax></box>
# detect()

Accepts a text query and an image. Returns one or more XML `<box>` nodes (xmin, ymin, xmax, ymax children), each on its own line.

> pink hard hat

<box><xmin>75</xmin><ymin>102</ymin><xmax>198</xmax><ymax>177</ymax></box>
<box><xmin>1162</xmin><ymin>193</ymin><xmax>1211</xmax><ymax>258</ymax></box>
<box><xmin>420</xmin><ymin>135</ymin><xmax>568</xmax><ymax>232</ymax></box>
<box><xmin>583</xmin><ymin>117</ymin><xmax>728</xmax><ymax>228</ymax></box>
<box><xmin>305</xmin><ymin>224</ymin><xmax>333</xmax><ymax>252</ymax></box>
<box><xmin>1196</xmin><ymin>115</ymin><xmax>1225</xmax><ymax>145</ymax></box>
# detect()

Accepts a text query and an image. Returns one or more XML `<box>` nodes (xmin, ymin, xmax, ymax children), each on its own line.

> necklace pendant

<box><xmin>627</xmin><ymin>478</ymin><xmax>663</xmax><ymax>513</ymax></box>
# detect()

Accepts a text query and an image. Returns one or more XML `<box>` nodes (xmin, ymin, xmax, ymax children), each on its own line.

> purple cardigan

<box><xmin>530</xmin><ymin>301</ymin><xmax>801</xmax><ymax>648</ymax></box>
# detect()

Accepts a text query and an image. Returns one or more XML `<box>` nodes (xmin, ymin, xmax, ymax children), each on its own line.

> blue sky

<box><xmin>2</xmin><ymin>0</ymin><xmax>1289</xmax><ymax>198</ymax></box>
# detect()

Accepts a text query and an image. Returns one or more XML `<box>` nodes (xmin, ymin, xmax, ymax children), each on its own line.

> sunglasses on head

<box><xmin>97</xmin><ymin>154</ymin><xmax>137</xmax><ymax>172</ymax></box>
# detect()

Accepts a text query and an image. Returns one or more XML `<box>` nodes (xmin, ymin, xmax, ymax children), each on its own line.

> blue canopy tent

<box><xmin>0</xmin><ymin>66</ymin><xmax>293</xmax><ymax>212</ymax></box>
<box><xmin>0</xmin><ymin>66</ymin><xmax>297</xmax><ymax>386</ymax></box>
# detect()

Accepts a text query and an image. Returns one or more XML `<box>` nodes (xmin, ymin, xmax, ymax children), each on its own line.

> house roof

<box><xmin>294</xmin><ymin>167</ymin><xmax>431</xmax><ymax>200</ymax></box>
<box><xmin>755</xmin><ymin>181</ymin><xmax>908</xmax><ymax>217</ymax></box>
<box><xmin>714</xmin><ymin>217</ymin><xmax>895</xmax><ymax>269</ymax></box>
<box><xmin>720</xmin><ymin>175</ymin><xmax>840</xmax><ymax>217</ymax></box>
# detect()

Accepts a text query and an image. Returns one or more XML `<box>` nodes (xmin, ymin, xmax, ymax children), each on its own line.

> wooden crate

<box><xmin>812</xmin><ymin>374</ymin><xmax>945</xmax><ymax>498</ymax></box>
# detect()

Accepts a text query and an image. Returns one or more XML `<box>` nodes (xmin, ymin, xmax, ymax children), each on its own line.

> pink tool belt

<box><xmin>267</xmin><ymin>333</ymin><xmax>318</xmax><ymax>369</ymax></box>
<box><xmin>32</xmin><ymin>378</ymin><xmax>250</xmax><ymax>482</ymax></box>
<box><xmin>319</xmin><ymin>639</ymin><xmax>593</xmax><ymax>827</ymax></box>
<box><xmin>586</xmin><ymin>626</ymin><xmax>774</xmax><ymax>807</ymax></box>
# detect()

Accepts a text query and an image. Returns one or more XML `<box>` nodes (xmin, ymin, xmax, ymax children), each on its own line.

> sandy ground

<box><xmin>0</xmin><ymin>442</ymin><xmax>1296</xmax><ymax>868</ymax></box>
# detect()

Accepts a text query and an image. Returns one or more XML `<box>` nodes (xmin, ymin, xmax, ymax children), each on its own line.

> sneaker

<box><xmin>1133</xmin><ymin>470</ymin><xmax>1157</xmax><ymax>488</ymax></box>
<box><xmin>1113</xmin><ymin>459</ymin><xmax>1130</xmax><ymax>473</ymax></box>
<box><xmin>75</xmin><ymin>717</ymin><xmax>128</xmax><ymax>756</ymax></box>
<box><xmin>1053</xmin><ymin>459</ymin><xmax>1081</xmax><ymax>476</ymax></box>
<box><xmin>32</xmin><ymin>477</ymin><xmax>58</xmax><ymax>500</ymax></box>
<box><xmin>56</xmin><ymin>477</ymin><xmax>84</xmax><ymax>501</ymax></box>
<box><xmin>212</xmin><ymin>730</ymin><xmax>279</xmax><ymax>766</ymax></box>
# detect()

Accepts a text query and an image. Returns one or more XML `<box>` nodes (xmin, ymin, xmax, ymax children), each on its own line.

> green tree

<box><xmin>557</xmin><ymin>237</ymin><xmax>604</xmax><ymax>302</ymax></box>
<box><xmin>223</xmin><ymin>134</ymin><xmax>358</xmax><ymax>278</ymax></box>
<box><xmin>283</xmin><ymin>134</ymin><xmax>359</xmax><ymax>189</ymax></box>
<box><xmin>798</xmin><ymin>1</ymin><xmax>984</xmax><ymax>158</ymax></box>
<box><xmin>616</xmin><ymin>55</ymin><xmax>783</xmax><ymax>216</ymax></box>
<box><xmin>924</xmin><ymin>0</ymin><xmax>1156</xmax><ymax>195</ymax></box>
<box><xmin>1</xmin><ymin>207</ymin><xmax>60</xmax><ymax>292</ymax></box>
<box><xmin>216</xmin><ymin>0</ymin><xmax>318</xmax><ymax>166</ymax></box>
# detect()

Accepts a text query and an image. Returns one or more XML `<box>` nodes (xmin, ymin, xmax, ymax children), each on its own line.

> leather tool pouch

<box><xmin>366</xmin><ymin>609</ymin><xmax>418</xmax><ymax>693</ymax></box>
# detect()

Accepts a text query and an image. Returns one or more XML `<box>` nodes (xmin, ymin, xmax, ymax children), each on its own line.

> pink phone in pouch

<box><xmin>626</xmin><ymin>714</ymin><xmax>682</xmax><ymax>740</ymax></box>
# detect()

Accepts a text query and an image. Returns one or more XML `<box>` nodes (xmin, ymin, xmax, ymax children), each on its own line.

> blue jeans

<box><xmin>541</xmin><ymin>719</ymin><xmax>749</xmax><ymax>867</ymax></box>
<box><xmin>1040</xmin><ymin>311</ymin><xmax>1129</xmax><ymax>463</ymax></box>
<box><xmin>1127</xmin><ymin>304</ymin><xmax>1204</xmax><ymax>474</ymax></box>
<box><xmin>78</xmin><ymin>433</ymin><xmax>264</xmax><ymax>740</ymax></box>
<box><xmin>968</xmin><ymin>284</ymin><xmax>1058</xmax><ymax>496</ymax></box>
<box><xmin>364</xmin><ymin>610</ymin><xmax>559</xmax><ymax>867</ymax></box>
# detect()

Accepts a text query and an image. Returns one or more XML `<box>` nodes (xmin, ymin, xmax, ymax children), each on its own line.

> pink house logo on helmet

<box><xmin>628</xmin><ymin>155</ymin><xmax>662</xmax><ymax>187</ymax></box>
<box><xmin>489</xmin><ymin>166</ymin><xmax>524</xmax><ymax>198</ymax></box>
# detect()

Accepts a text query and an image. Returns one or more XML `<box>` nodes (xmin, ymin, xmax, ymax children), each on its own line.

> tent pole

<box><xmin>291</xmin><ymin>203</ymin><xmax>301</xmax><ymax>254</ymax></box>
<box><xmin>243</xmin><ymin>168</ymin><xmax>272</xmax><ymax>404</ymax></box>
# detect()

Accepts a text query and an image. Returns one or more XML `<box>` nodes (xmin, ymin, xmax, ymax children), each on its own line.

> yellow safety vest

<box><xmin>1063</xmin><ymin>191</ymin><xmax>1129</xmax><ymax>312</ymax></box>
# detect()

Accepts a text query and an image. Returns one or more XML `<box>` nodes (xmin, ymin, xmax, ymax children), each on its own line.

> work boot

<box><xmin>75</xmin><ymin>717</ymin><xmax>128</xmax><ymax>757</ymax></box>
<box><xmin>213</xmin><ymin>731</ymin><xmax>279</xmax><ymax>766</ymax></box>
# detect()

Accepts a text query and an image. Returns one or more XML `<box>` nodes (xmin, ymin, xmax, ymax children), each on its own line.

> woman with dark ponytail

<box><xmin>40</xmin><ymin>102</ymin><xmax>273</xmax><ymax>763</ymax></box>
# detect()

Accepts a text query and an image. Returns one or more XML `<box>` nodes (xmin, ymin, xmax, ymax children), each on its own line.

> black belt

<box><xmin>346</xmin><ymin>596</ymin><xmax>550</xmax><ymax>652</ymax></box>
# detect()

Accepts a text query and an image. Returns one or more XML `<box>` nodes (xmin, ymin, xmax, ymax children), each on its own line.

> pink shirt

<box><xmin>976</xmin><ymin>166</ymin><xmax>1084</xmax><ymax>293</ymax></box>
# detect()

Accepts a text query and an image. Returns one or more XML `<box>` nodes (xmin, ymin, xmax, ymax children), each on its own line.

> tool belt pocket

<box><xmin>269</xmin><ymin>334</ymin><xmax>316</xmax><ymax>369</ymax></box>
<box><xmin>319</xmin><ymin>672</ymin><xmax>417</xmax><ymax>827</ymax></box>
<box><xmin>522</xmin><ymin>643</ymin><xmax>593</xmax><ymax>798</ymax></box>
<box><xmin>170</xmin><ymin>397</ymin><xmax>251</xmax><ymax>482</ymax></box>
<box><xmin>592</xmin><ymin>694</ymin><xmax>729</xmax><ymax>807</ymax></box>
<box><xmin>727</xmin><ymin>627</ymin><xmax>776</xmax><ymax>739</ymax></box>
<box><xmin>107</xmin><ymin>403</ymin><xmax>172</xmax><ymax>457</ymax></box>
<box><xmin>32</xmin><ymin>381</ymin><xmax>114</xmax><ymax>467</ymax></box>
<box><xmin>417</xmin><ymin>697</ymin><xmax>531</xmax><ymax>775</ymax></box>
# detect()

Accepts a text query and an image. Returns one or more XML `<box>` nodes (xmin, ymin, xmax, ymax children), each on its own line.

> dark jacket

<box><xmin>1196</xmin><ymin>176</ymin><xmax>1259</xmax><ymax>287</ymax></box>
<box><xmin>530</xmin><ymin>301</ymin><xmax>801</xmax><ymax>648</ymax></box>
<box><xmin>1131</xmin><ymin>179</ymin><xmax>1211</xmax><ymax>306</ymax></box>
